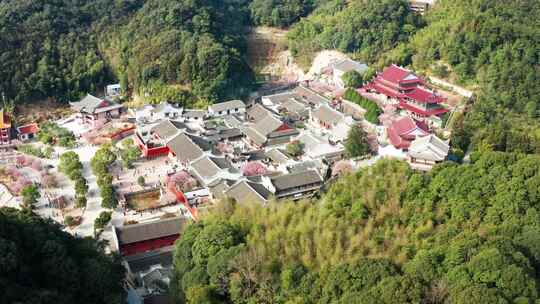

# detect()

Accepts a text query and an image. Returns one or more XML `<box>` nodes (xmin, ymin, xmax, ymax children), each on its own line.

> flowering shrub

<box><xmin>11</xmin><ymin>177</ymin><xmax>32</xmax><ymax>194</ymax></box>
<box><xmin>31</xmin><ymin>159</ymin><xmax>42</xmax><ymax>171</ymax></box>
<box><xmin>216</xmin><ymin>142</ymin><xmax>233</xmax><ymax>154</ymax></box>
<box><xmin>167</xmin><ymin>171</ymin><xmax>197</xmax><ymax>193</ymax></box>
<box><xmin>332</xmin><ymin>160</ymin><xmax>353</xmax><ymax>176</ymax></box>
<box><xmin>241</xmin><ymin>161</ymin><xmax>268</xmax><ymax>176</ymax></box>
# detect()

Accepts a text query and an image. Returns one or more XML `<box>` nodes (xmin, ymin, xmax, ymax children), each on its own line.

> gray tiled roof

<box><xmin>191</xmin><ymin>156</ymin><xmax>221</xmax><ymax>179</ymax></box>
<box><xmin>70</xmin><ymin>94</ymin><xmax>118</xmax><ymax>113</ymax></box>
<box><xmin>244</xmin><ymin>150</ymin><xmax>268</xmax><ymax>161</ymax></box>
<box><xmin>281</xmin><ymin>98</ymin><xmax>308</xmax><ymax>115</ymax></box>
<box><xmin>125</xmin><ymin>249</ymin><xmax>173</xmax><ymax>273</ymax></box>
<box><xmin>247</xmin><ymin>104</ymin><xmax>274</xmax><ymax>121</ymax></box>
<box><xmin>265</xmin><ymin>149</ymin><xmax>289</xmax><ymax>164</ymax></box>
<box><xmin>187</xmin><ymin>133</ymin><xmax>212</xmax><ymax>151</ymax></box>
<box><xmin>205</xmin><ymin>128</ymin><xmax>243</xmax><ymax>142</ymax></box>
<box><xmin>408</xmin><ymin>134</ymin><xmax>449</xmax><ymax>162</ymax></box>
<box><xmin>209</xmin><ymin>100</ymin><xmax>246</xmax><ymax>113</ymax></box>
<box><xmin>271</xmin><ymin>170</ymin><xmax>323</xmax><ymax>192</ymax></box>
<box><xmin>287</xmin><ymin>160</ymin><xmax>324</xmax><ymax>174</ymax></box>
<box><xmin>224</xmin><ymin>180</ymin><xmax>272</xmax><ymax>204</ymax></box>
<box><xmin>167</xmin><ymin>133</ymin><xmax>209</xmax><ymax>162</ymax></box>
<box><xmin>311</xmin><ymin>104</ymin><xmax>344</xmax><ymax>125</ymax></box>
<box><xmin>253</xmin><ymin>115</ymin><xmax>283</xmax><ymax>136</ymax></box>
<box><xmin>297</xmin><ymin>133</ymin><xmax>323</xmax><ymax>151</ymax></box>
<box><xmin>183</xmin><ymin>110</ymin><xmax>206</xmax><ymax>118</ymax></box>
<box><xmin>294</xmin><ymin>86</ymin><xmax>330</xmax><ymax>105</ymax></box>
<box><xmin>223</xmin><ymin>115</ymin><xmax>244</xmax><ymax>128</ymax></box>
<box><xmin>208</xmin><ymin>178</ymin><xmax>236</xmax><ymax>199</ymax></box>
<box><xmin>190</xmin><ymin>156</ymin><xmax>233</xmax><ymax>180</ymax></box>
<box><xmin>116</xmin><ymin>217</ymin><xmax>187</xmax><ymax>245</ymax></box>
<box><xmin>244</xmin><ymin>127</ymin><xmax>267</xmax><ymax>146</ymax></box>
<box><xmin>151</xmin><ymin>120</ymin><xmax>188</xmax><ymax>139</ymax></box>
<box><xmin>262</xmin><ymin>92</ymin><xmax>297</xmax><ymax>105</ymax></box>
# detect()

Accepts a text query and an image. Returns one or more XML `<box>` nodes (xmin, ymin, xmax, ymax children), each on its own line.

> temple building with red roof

<box><xmin>364</xmin><ymin>64</ymin><xmax>448</xmax><ymax>120</ymax></box>
<box><xmin>386</xmin><ymin>116</ymin><xmax>429</xmax><ymax>150</ymax></box>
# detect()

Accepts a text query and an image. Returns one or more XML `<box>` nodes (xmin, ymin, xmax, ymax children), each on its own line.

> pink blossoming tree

<box><xmin>167</xmin><ymin>171</ymin><xmax>197</xmax><ymax>193</ymax></box>
<box><xmin>332</xmin><ymin>160</ymin><xmax>353</xmax><ymax>177</ymax></box>
<box><xmin>241</xmin><ymin>161</ymin><xmax>268</xmax><ymax>176</ymax></box>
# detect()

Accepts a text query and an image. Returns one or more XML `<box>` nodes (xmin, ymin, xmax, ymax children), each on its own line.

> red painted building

<box><xmin>364</xmin><ymin>64</ymin><xmax>448</xmax><ymax>119</ymax></box>
<box><xmin>387</xmin><ymin>116</ymin><xmax>429</xmax><ymax>149</ymax></box>
<box><xmin>113</xmin><ymin>217</ymin><xmax>188</xmax><ymax>256</ymax></box>
<box><xmin>135</xmin><ymin>131</ymin><xmax>170</xmax><ymax>158</ymax></box>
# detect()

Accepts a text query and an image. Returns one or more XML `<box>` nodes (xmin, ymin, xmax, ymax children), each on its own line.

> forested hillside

<box><xmin>249</xmin><ymin>0</ymin><xmax>325</xmax><ymax>28</ymax></box>
<box><xmin>0</xmin><ymin>0</ymin><xmax>142</xmax><ymax>103</ymax></box>
<box><xmin>107</xmin><ymin>0</ymin><xmax>255</xmax><ymax>103</ymax></box>
<box><xmin>287</xmin><ymin>0</ymin><xmax>424</xmax><ymax>68</ymax></box>
<box><xmin>0</xmin><ymin>0</ymin><xmax>254</xmax><ymax>105</ymax></box>
<box><xmin>171</xmin><ymin>155</ymin><xmax>540</xmax><ymax>303</ymax></box>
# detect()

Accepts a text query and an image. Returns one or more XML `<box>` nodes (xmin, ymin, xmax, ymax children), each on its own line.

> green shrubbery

<box><xmin>91</xmin><ymin>144</ymin><xmax>118</xmax><ymax>209</ymax></box>
<box><xmin>344</xmin><ymin>124</ymin><xmax>371</xmax><ymax>158</ymax></box>
<box><xmin>249</xmin><ymin>0</ymin><xmax>316</xmax><ymax>28</ymax></box>
<box><xmin>17</xmin><ymin>144</ymin><xmax>44</xmax><ymax>158</ymax></box>
<box><xmin>286</xmin><ymin>140</ymin><xmax>305</xmax><ymax>157</ymax></box>
<box><xmin>94</xmin><ymin>211</ymin><xmax>112</xmax><ymax>231</ymax></box>
<box><xmin>59</xmin><ymin>151</ymin><xmax>89</xmax><ymax>208</ymax></box>
<box><xmin>37</xmin><ymin>122</ymin><xmax>76</xmax><ymax>148</ymax></box>
<box><xmin>343</xmin><ymin>89</ymin><xmax>381</xmax><ymax>124</ymax></box>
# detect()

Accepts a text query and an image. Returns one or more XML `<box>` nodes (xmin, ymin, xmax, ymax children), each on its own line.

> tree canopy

<box><xmin>172</xmin><ymin>154</ymin><xmax>540</xmax><ymax>303</ymax></box>
<box><xmin>287</xmin><ymin>0</ymin><xmax>424</xmax><ymax>68</ymax></box>
<box><xmin>0</xmin><ymin>0</ymin><xmax>254</xmax><ymax>105</ymax></box>
<box><xmin>0</xmin><ymin>207</ymin><xmax>125</xmax><ymax>303</ymax></box>
<box><xmin>344</xmin><ymin>124</ymin><xmax>371</xmax><ymax>158</ymax></box>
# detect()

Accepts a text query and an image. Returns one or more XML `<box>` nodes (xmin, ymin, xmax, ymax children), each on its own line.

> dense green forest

<box><xmin>0</xmin><ymin>0</ymin><xmax>254</xmax><ymax>105</ymax></box>
<box><xmin>108</xmin><ymin>0</ymin><xmax>255</xmax><ymax>103</ymax></box>
<box><xmin>287</xmin><ymin>0</ymin><xmax>424</xmax><ymax>68</ymax></box>
<box><xmin>0</xmin><ymin>0</ymin><xmax>141</xmax><ymax>103</ymax></box>
<box><xmin>249</xmin><ymin>0</ymin><xmax>324</xmax><ymax>28</ymax></box>
<box><xmin>172</xmin><ymin>154</ymin><xmax>540</xmax><ymax>303</ymax></box>
<box><xmin>0</xmin><ymin>208</ymin><xmax>125</xmax><ymax>303</ymax></box>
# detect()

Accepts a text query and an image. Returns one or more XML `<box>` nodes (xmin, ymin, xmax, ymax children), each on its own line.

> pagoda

<box><xmin>364</xmin><ymin>64</ymin><xmax>448</xmax><ymax>119</ymax></box>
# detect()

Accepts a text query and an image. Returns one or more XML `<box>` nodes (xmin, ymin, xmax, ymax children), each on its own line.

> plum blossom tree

<box><xmin>12</xmin><ymin>178</ymin><xmax>31</xmax><ymax>195</ymax></box>
<box><xmin>31</xmin><ymin>159</ymin><xmax>42</xmax><ymax>171</ymax></box>
<box><xmin>332</xmin><ymin>160</ymin><xmax>353</xmax><ymax>176</ymax></box>
<box><xmin>241</xmin><ymin>161</ymin><xmax>268</xmax><ymax>176</ymax></box>
<box><xmin>216</xmin><ymin>142</ymin><xmax>233</xmax><ymax>154</ymax></box>
<box><xmin>167</xmin><ymin>171</ymin><xmax>197</xmax><ymax>193</ymax></box>
<box><xmin>16</xmin><ymin>155</ymin><xmax>27</xmax><ymax>166</ymax></box>
<box><xmin>6</xmin><ymin>165</ymin><xmax>21</xmax><ymax>178</ymax></box>
<box><xmin>164</xmin><ymin>191</ymin><xmax>178</xmax><ymax>204</ymax></box>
